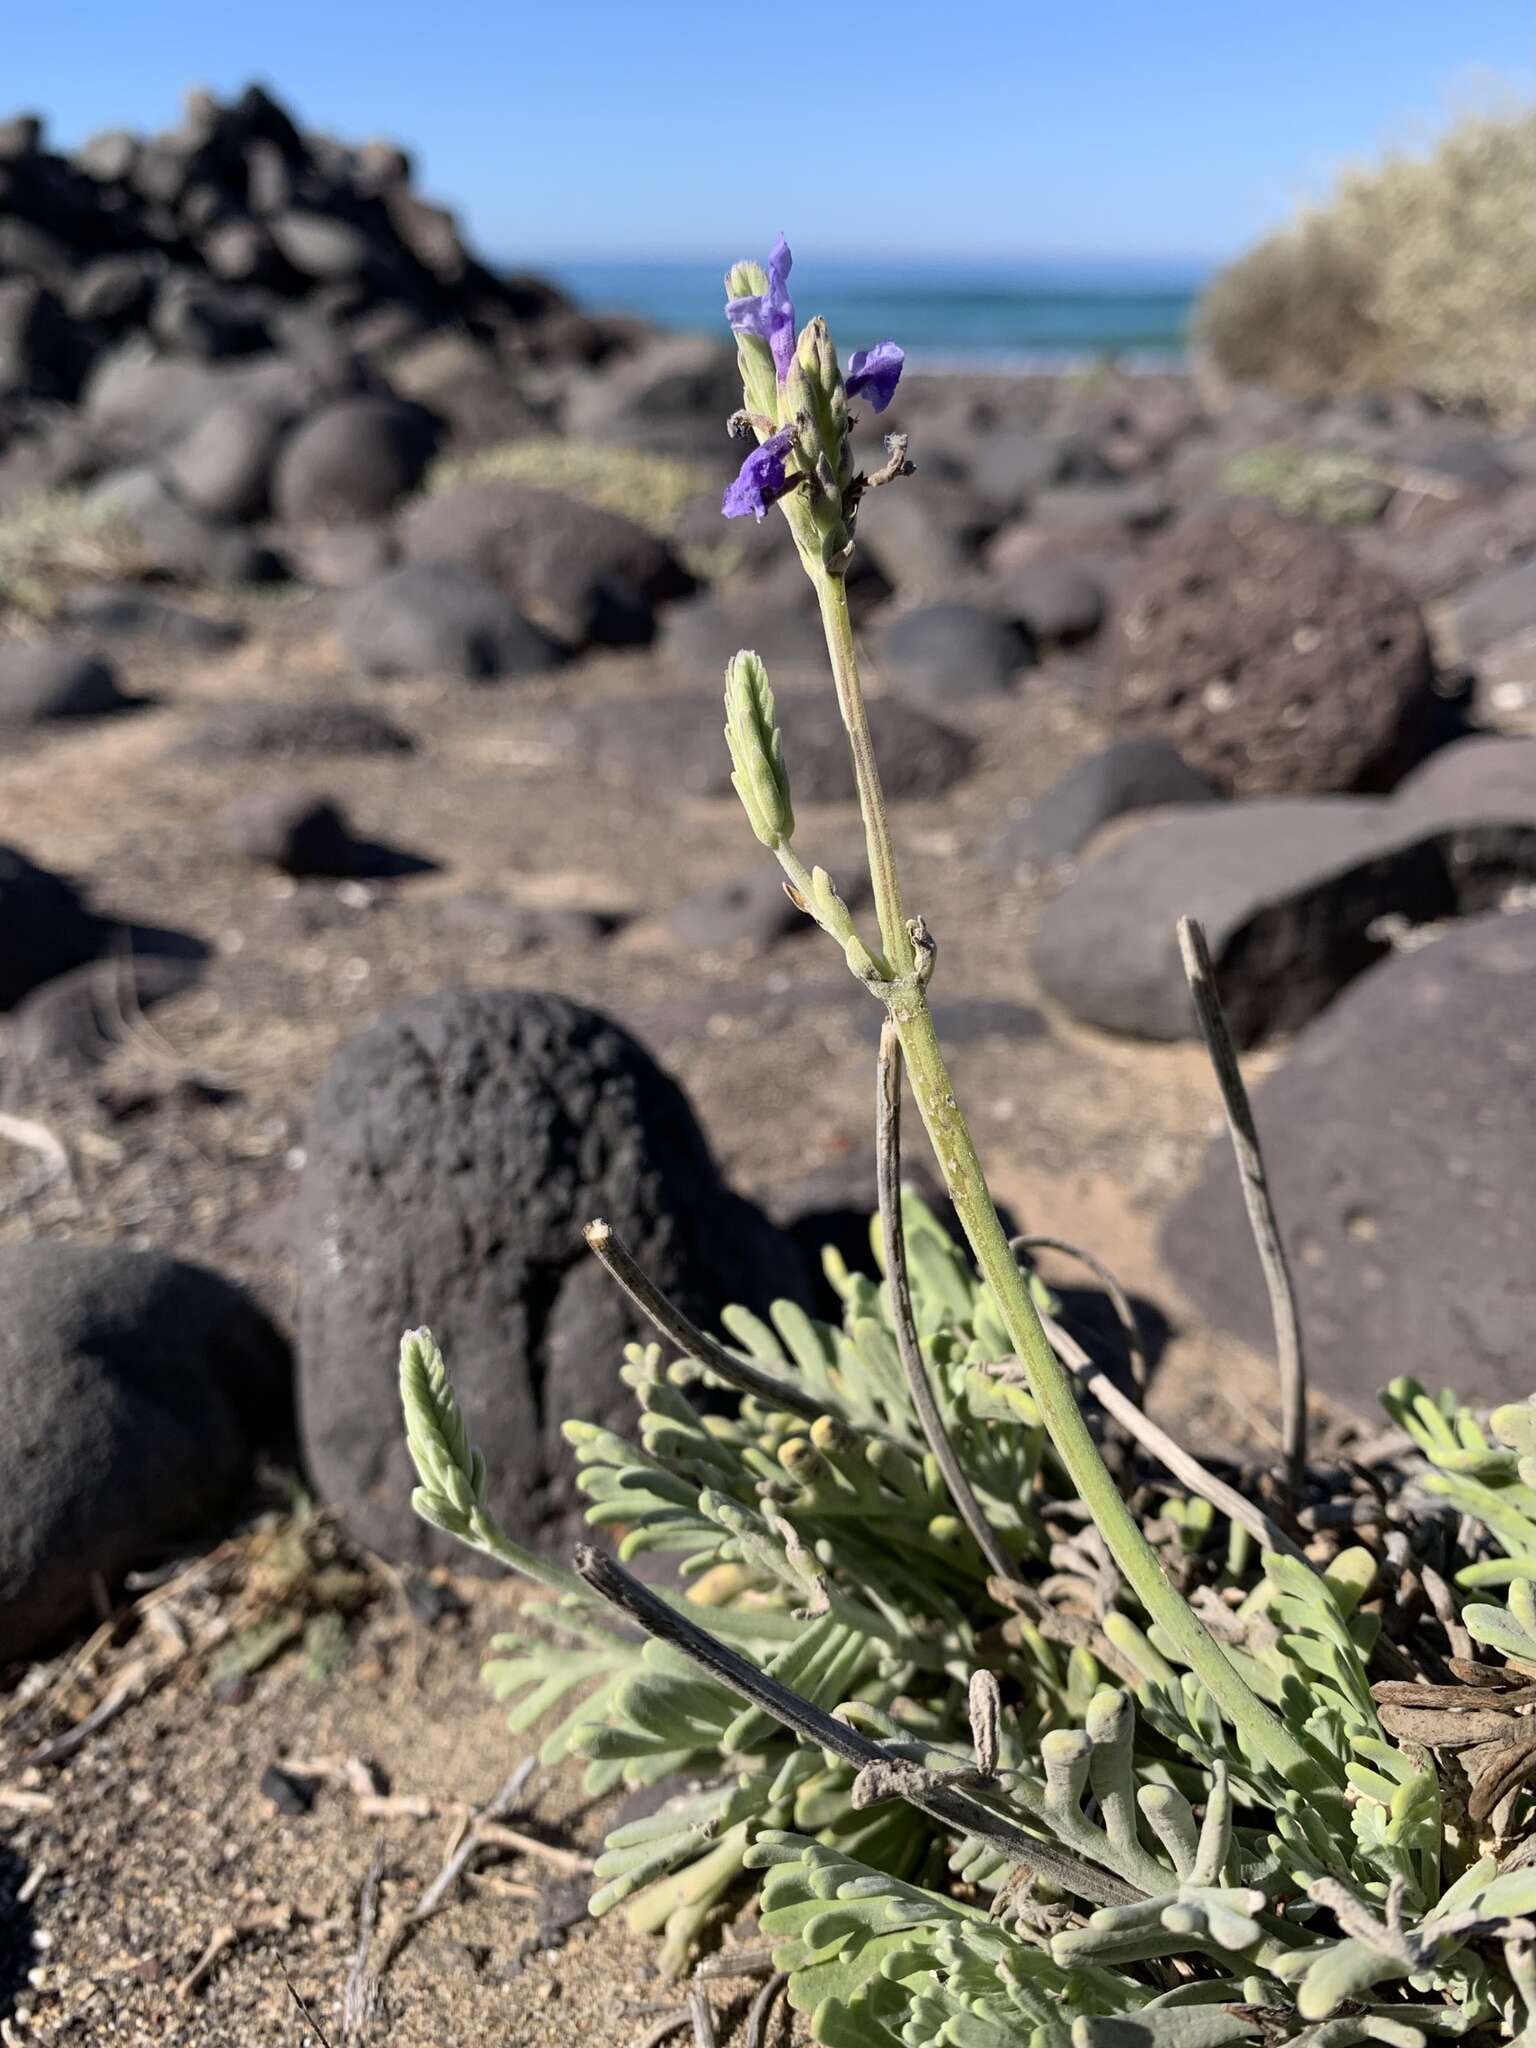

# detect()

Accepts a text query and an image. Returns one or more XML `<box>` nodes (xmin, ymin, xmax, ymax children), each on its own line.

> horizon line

<box><xmin>508</xmin><ymin>249</ymin><xmax>1225</xmax><ymax>275</ymax></box>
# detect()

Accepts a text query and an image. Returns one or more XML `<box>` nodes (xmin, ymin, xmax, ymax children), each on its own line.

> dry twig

<box><xmin>1009</xmin><ymin>1232</ymin><xmax>1147</xmax><ymax>1400</ymax></box>
<box><xmin>475</xmin><ymin>1819</ymin><xmax>593</xmax><ymax>1876</ymax></box>
<box><xmin>692</xmin><ymin>1946</ymin><xmax>775</xmax><ymax>1982</ymax></box>
<box><xmin>176</xmin><ymin>1905</ymin><xmax>303</xmax><ymax>2000</ymax></box>
<box><xmin>0</xmin><ymin>1789</ymin><xmax>54</xmax><ymax>1815</ymax></box>
<box><xmin>1177</xmin><ymin>915</ymin><xmax>1308</xmax><ymax>1494</ymax></box>
<box><xmin>573</xmin><ymin>1545</ymin><xmax>1138</xmax><ymax>1908</ymax></box>
<box><xmin>340</xmin><ymin>1843</ymin><xmax>386</xmax><ymax>2045</ymax></box>
<box><xmin>0</xmin><ymin>1111</ymin><xmax>72</xmax><ymax>1187</ymax></box>
<box><xmin>285</xmin><ymin>1970</ymin><xmax>336</xmax><ymax>2047</ymax></box>
<box><xmin>374</xmin><ymin>1759</ymin><xmax>537</xmax><ymax>1972</ymax></box>
<box><xmin>627</xmin><ymin>2012</ymin><xmax>692</xmax><ymax>2048</ymax></box>
<box><xmin>21</xmin><ymin>1659</ymin><xmax>154</xmax><ymax>1768</ymax></box>
<box><xmin>584</xmin><ymin>1220</ymin><xmax>859</xmax><ymax>1429</ymax></box>
<box><xmin>688</xmin><ymin>1985</ymin><xmax>718</xmax><ymax>2048</ymax></box>
<box><xmin>992</xmin><ymin>1320</ymin><xmax>1311</xmax><ymax>1566</ymax></box>
<box><xmin>745</xmin><ymin>1969</ymin><xmax>791</xmax><ymax>2048</ymax></box>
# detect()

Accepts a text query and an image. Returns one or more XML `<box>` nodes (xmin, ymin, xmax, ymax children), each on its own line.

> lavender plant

<box><xmin>402</xmin><ymin>239</ymin><xmax>1536</xmax><ymax>2044</ymax></box>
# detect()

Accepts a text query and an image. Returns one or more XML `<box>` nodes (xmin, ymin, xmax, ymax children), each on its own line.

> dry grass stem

<box><xmin>1177</xmin><ymin>914</ymin><xmax>1308</xmax><ymax>1494</ymax></box>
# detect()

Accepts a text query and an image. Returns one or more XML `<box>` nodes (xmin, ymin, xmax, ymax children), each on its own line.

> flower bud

<box><xmin>725</xmin><ymin>259</ymin><xmax>768</xmax><ymax>299</ymax></box>
<box><xmin>796</xmin><ymin>315</ymin><xmax>845</xmax><ymax>414</ymax></box>
<box><xmin>724</xmin><ymin>650</ymin><xmax>794</xmax><ymax>849</ymax></box>
<box><xmin>725</xmin><ymin>260</ymin><xmax>779</xmax><ymax>424</ymax></box>
<box><xmin>783</xmin><ymin>319</ymin><xmax>854</xmax><ymax>569</ymax></box>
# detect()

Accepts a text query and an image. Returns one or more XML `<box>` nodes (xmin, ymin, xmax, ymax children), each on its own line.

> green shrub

<box><xmin>1197</xmin><ymin>107</ymin><xmax>1536</xmax><ymax>417</ymax></box>
<box><xmin>404</xmin><ymin>1255</ymin><xmax>1536</xmax><ymax>2040</ymax></box>
<box><xmin>1223</xmin><ymin>445</ymin><xmax>1393</xmax><ymax>525</ymax></box>
<box><xmin>0</xmin><ymin>489</ymin><xmax>148</xmax><ymax>618</ymax></box>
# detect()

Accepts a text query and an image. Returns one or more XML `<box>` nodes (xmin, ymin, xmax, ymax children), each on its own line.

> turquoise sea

<box><xmin>546</xmin><ymin>258</ymin><xmax>1207</xmax><ymax>369</ymax></box>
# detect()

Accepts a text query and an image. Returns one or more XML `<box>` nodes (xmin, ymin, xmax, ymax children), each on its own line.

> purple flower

<box><xmin>846</xmin><ymin>341</ymin><xmax>905</xmax><ymax>413</ymax></box>
<box><xmin>726</xmin><ymin>233</ymin><xmax>797</xmax><ymax>384</ymax></box>
<box><xmin>722</xmin><ymin>425</ymin><xmax>796</xmax><ymax>521</ymax></box>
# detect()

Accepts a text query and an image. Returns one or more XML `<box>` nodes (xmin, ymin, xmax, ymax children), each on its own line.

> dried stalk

<box><xmin>341</xmin><ymin>1756</ymin><xmax>536</xmax><ymax>2035</ymax></box>
<box><xmin>744</xmin><ymin>1969</ymin><xmax>790</xmax><ymax>2048</ymax></box>
<box><xmin>23</xmin><ymin>1658</ymin><xmax>154</xmax><ymax>1767</ymax></box>
<box><xmin>572</xmin><ymin>1544</ymin><xmax>1138</xmax><ymax>1908</ymax></box>
<box><xmin>1177</xmin><ymin>915</ymin><xmax>1307</xmax><ymax>1494</ymax></box>
<box><xmin>340</xmin><ymin>1844</ymin><xmax>385</xmax><ymax>2045</ymax></box>
<box><xmin>688</xmin><ymin>1986</ymin><xmax>718</xmax><ymax>2048</ymax></box>
<box><xmin>583</xmin><ymin>1220</ymin><xmax>856</xmax><ymax>1429</ymax></box>
<box><xmin>627</xmin><ymin>2014</ymin><xmax>692</xmax><ymax>2048</ymax></box>
<box><xmin>1009</xmin><ymin>1233</ymin><xmax>1147</xmax><ymax>1400</ymax></box>
<box><xmin>993</xmin><ymin>1314</ymin><xmax>1310</xmax><ymax>1567</ymax></box>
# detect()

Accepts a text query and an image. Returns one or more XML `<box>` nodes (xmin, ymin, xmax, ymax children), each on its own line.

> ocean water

<box><xmin>545</xmin><ymin>258</ymin><xmax>1206</xmax><ymax>369</ymax></box>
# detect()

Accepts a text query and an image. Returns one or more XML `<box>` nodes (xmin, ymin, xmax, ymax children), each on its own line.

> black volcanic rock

<box><xmin>296</xmin><ymin>989</ymin><xmax>808</xmax><ymax>1563</ymax></box>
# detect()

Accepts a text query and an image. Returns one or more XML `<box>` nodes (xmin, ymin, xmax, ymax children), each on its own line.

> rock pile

<box><xmin>0</xmin><ymin>82</ymin><xmax>582</xmax><ymax>418</ymax></box>
<box><xmin>0</xmin><ymin>82</ymin><xmax>637</xmax><ymax>582</ymax></box>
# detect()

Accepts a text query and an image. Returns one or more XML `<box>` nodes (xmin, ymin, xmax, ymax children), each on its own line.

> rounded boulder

<box><xmin>274</xmin><ymin>396</ymin><xmax>440</xmax><ymax>526</ymax></box>
<box><xmin>296</xmin><ymin>989</ymin><xmax>808</xmax><ymax>1566</ymax></box>
<box><xmin>337</xmin><ymin>562</ymin><xmax>564</xmax><ymax>680</ymax></box>
<box><xmin>399</xmin><ymin>480</ymin><xmax>695</xmax><ymax>649</ymax></box>
<box><xmin>1103</xmin><ymin>502</ymin><xmax>1437</xmax><ymax>795</ymax></box>
<box><xmin>0</xmin><ymin>1243</ymin><xmax>290</xmax><ymax>1661</ymax></box>
<box><xmin>878</xmin><ymin>602</ymin><xmax>1031</xmax><ymax>707</ymax></box>
<box><xmin>0</xmin><ymin>843</ymin><xmax>107</xmax><ymax>1009</ymax></box>
<box><xmin>162</xmin><ymin>397</ymin><xmax>293</xmax><ymax>522</ymax></box>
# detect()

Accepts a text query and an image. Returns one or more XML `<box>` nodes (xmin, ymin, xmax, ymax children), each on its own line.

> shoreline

<box><xmin>899</xmin><ymin>346</ymin><xmax>1190</xmax><ymax>377</ymax></box>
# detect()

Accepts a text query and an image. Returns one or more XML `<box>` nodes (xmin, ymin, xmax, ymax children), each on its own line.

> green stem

<box><xmin>809</xmin><ymin>570</ymin><xmax>1315</xmax><ymax>1788</ymax></box>
<box><xmin>469</xmin><ymin>1508</ymin><xmax>594</xmax><ymax>1601</ymax></box>
<box><xmin>814</xmin><ymin>573</ymin><xmax>913</xmax><ymax>977</ymax></box>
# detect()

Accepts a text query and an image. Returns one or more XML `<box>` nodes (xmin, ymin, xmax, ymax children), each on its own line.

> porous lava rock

<box><xmin>1103</xmin><ymin>502</ymin><xmax>1437</xmax><ymax>794</ymax></box>
<box><xmin>273</xmin><ymin>396</ymin><xmax>440</xmax><ymax>526</ymax></box>
<box><xmin>0</xmin><ymin>1244</ymin><xmax>289</xmax><ymax>1660</ymax></box>
<box><xmin>296</xmin><ymin>990</ymin><xmax>808</xmax><ymax>1565</ymax></box>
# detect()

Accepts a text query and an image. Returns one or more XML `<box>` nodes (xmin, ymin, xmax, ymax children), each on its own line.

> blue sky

<box><xmin>11</xmin><ymin>2</ymin><xmax>1531</xmax><ymax>266</ymax></box>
